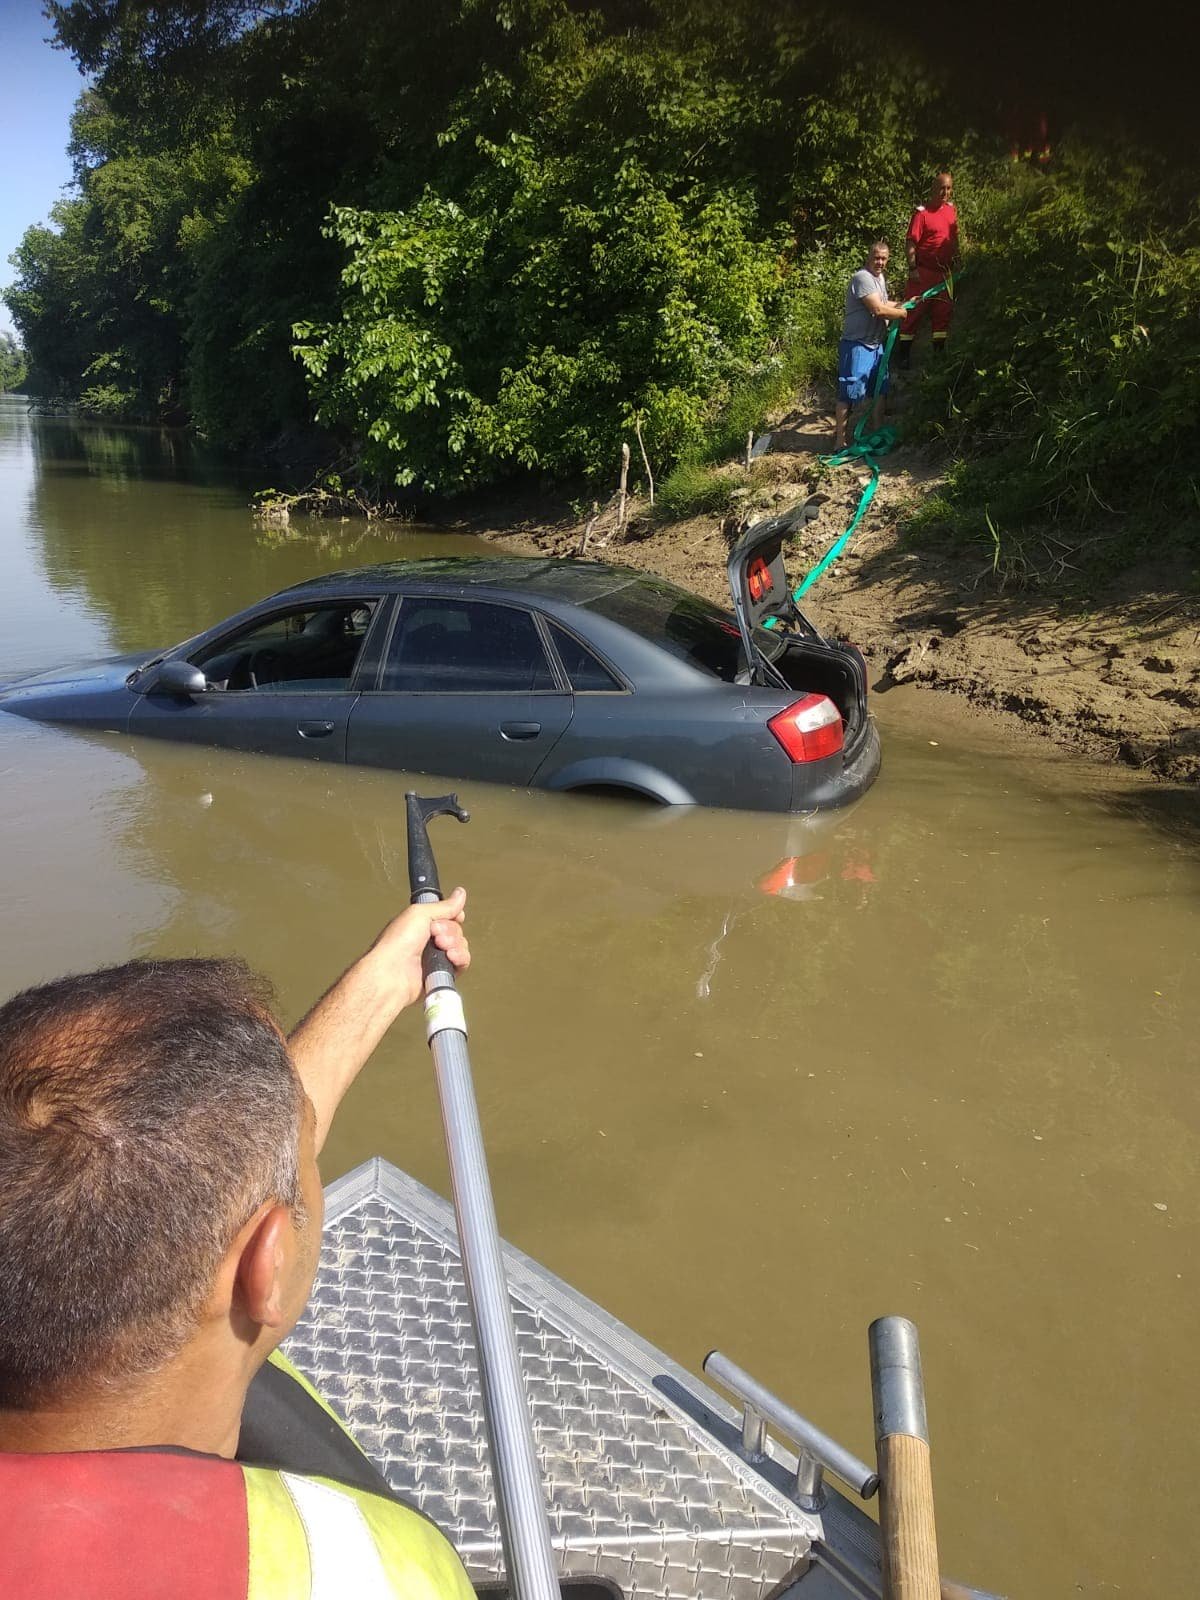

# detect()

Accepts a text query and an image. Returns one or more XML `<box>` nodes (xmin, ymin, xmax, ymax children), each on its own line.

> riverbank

<box><xmin>442</xmin><ymin>397</ymin><xmax>1200</xmax><ymax>785</ymax></box>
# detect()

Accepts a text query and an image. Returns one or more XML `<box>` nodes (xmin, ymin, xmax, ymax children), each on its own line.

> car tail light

<box><xmin>767</xmin><ymin>694</ymin><xmax>844</xmax><ymax>763</ymax></box>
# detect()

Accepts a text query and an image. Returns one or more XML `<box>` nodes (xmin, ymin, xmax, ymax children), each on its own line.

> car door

<box><xmin>346</xmin><ymin>594</ymin><xmax>574</xmax><ymax>785</ymax></box>
<box><xmin>128</xmin><ymin>597</ymin><xmax>384</xmax><ymax>761</ymax></box>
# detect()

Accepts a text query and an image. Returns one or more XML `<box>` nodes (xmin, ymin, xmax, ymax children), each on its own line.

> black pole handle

<box><xmin>405</xmin><ymin>792</ymin><xmax>470</xmax><ymax>985</ymax></box>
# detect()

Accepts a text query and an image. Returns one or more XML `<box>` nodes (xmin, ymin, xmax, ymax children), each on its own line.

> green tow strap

<box><xmin>789</xmin><ymin>267</ymin><xmax>964</xmax><ymax>602</ymax></box>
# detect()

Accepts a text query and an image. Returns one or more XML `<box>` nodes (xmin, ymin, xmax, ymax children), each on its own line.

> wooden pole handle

<box><xmin>877</xmin><ymin>1430</ymin><xmax>941</xmax><ymax>1600</ymax></box>
<box><xmin>870</xmin><ymin>1317</ymin><xmax>942</xmax><ymax>1600</ymax></box>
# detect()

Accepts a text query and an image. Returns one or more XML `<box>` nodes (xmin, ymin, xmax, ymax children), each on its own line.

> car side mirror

<box><xmin>147</xmin><ymin>659</ymin><xmax>208</xmax><ymax>697</ymax></box>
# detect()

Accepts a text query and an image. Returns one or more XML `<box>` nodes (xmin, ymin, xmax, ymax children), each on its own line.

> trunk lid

<box><xmin>726</xmin><ymin>502</ymin><xmax>824</xmax><ymax>652</ymax></box>
<box><xmin>725</xmin><ymin>505</ymin><xmax>870</xmax><ymax>744</ymax></box>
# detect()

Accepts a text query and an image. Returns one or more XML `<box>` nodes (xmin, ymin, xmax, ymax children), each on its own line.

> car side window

<box><xmin>381</xmin><ymin>598</ymin><xmax>555</xmax><ymax>693</ymax></box>
<box><xmin>194</xmin><ymin>601</ymin><xmax>378</xmax><ymax>692</ymax></box>
<box><xmin>546</xmin><ymin>623</ymin><xmax>623</xmax><ymax>691</ymax></box>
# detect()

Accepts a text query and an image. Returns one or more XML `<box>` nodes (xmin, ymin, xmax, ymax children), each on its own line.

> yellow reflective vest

<box><xmin>243</xmin><ymin>1351</ymin><xmax>478</xmax><ymax>1600</ymax></box>
<box><xmin>243</xmin><ymin>1463</ymin><xmax>476</xmax><ymax>1600</ymax></box>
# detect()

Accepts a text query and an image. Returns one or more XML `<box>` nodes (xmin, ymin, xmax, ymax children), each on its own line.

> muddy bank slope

<box><xmin>443</xmin><ymin>402</ymin><xmax>1200</xmax><ymax>784</ymax></box>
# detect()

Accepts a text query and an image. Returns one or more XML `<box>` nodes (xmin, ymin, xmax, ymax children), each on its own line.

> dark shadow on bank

<box><xmin>1091</xmin><ymin>781</ymin><xmax>1200</xmax><ymax>848</ymax></box>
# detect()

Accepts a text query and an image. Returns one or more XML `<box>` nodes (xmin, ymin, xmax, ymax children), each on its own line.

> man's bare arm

<box><xmin>862</xmin><ymin>292</ymin><xmax>908</xmax><ymax>321</ymax></box>
<box><xmin>288</xmin><ymin>889</ymin><xmax>469</xmax><ymax>1151</ymax></box>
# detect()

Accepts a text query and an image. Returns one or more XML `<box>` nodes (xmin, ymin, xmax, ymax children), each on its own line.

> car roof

<box><xmin>277</xmin><ymin>557</ymin><xmax>673</xmax><ymax>608</ymax></box>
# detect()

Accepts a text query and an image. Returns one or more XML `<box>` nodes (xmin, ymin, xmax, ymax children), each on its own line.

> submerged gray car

<box><xmin>0</xmin><ymin>516</ymin><xmax>879</xmax><ymax>812</ymax></box>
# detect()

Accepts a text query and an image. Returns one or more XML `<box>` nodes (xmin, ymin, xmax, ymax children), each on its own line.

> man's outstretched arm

<box><xmin>862</xmin><ymin>291</ymin><xmax>908</xmax><ymax>321</ymax></box>
<box><xmin>288</xmin><ymin>889</ymin><xmax>469</xmax><ymax>1152</ymax></box>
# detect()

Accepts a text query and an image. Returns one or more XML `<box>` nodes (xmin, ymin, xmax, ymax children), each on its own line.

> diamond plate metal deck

<box><xmin>283</xmin><ymin>1159</ymin><xmax>849</xmax><ymax>1600</ymax></box>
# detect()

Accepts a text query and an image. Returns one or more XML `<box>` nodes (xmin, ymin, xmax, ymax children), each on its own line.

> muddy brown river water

<box><xmin>1</xmin><ymin>396</ymin><xmax>1197</xmax><ymax>1597</ymax></box>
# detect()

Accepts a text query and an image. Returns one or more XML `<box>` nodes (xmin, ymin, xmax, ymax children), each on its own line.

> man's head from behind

<box><xmin>0</xmin><ymin>960</ymin><xmax>311</xmax><ymax>1410</ymax></box>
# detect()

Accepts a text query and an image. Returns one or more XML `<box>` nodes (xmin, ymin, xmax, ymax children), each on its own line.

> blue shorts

<box><xmin>837</xmin><ymin>339</ymin><xmax>887</xmax><ymax>404</ymax></box>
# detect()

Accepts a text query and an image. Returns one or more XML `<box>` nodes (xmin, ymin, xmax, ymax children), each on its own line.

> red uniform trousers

<box><xmin>899</xmin><ymin>263</ymin><xmax>954</xmax><ymax>347</ymax></box>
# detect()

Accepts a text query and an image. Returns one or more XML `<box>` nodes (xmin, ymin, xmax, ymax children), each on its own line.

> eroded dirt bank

<box><xmin>443</xmin><ymin>401</ymin><xmax>1200</xmax><ymax>785</ymax></box>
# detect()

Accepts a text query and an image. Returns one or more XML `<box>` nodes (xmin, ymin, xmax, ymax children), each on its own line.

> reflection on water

<box><xmin>1</xmin><ymin>396</ymin><xmax>490</xmax><ymax>675</ymax></box>
<box><xmin>1</xmin><ymin>396</ymin><xmax>1199</xmax><ymax>1599</ymax></box>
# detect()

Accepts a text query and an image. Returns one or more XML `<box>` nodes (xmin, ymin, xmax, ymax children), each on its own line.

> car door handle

<box><xmin>499</xmin><ymin>721</ymin><xmax>541</xmax><ymax>740</ymax></box>
<box><xmin>297</xmin><ymin>720</ymin><xmax>336</xmax><ymax>739</ymax></box>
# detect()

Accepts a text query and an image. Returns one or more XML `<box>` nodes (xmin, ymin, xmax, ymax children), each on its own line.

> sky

<box><xmin>0</xmin><ymin>0</ymin><xmax>85</xmax><ymax>335</ymax></box>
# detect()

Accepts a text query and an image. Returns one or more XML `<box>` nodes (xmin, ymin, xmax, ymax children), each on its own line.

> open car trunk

<box><xmin>726</xmin><ymin>506</ymin><xmax>870</xmax><ymax>746</ymax></box>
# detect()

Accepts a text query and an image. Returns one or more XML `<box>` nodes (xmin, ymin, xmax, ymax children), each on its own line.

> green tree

<box><xmin>6</xmin><ymin>199</ymin><xmax>96</xmax><ymax>402</ymax></box>
<box><xmin>5</xmin><ymin>83</ymin><xmax>251</xmax><ymax>420</ymax></box>
<box><xmin>291</xmin><ymin>0</ymin><xmax>963</xmax><ymax>490</ymax></box>
<box><xmin>0</xmin><ymin>332</ymin><xmax>27</xmax><ymax>392</ymax></box>
<box><xmin>908</xmin><ymin>146</ymin><xmax>1200</xmax><ymax>544</ymax></box>
<box><xmin>13</xmin><ymin>0</ymin><xmax>1195</xmax><ymax>559</ymax></box>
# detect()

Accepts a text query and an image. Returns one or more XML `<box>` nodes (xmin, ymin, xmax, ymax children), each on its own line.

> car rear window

<box><xmin>546</xmin><ymin>623</ymin><xmax>623</xmax><ymax>691</ymax></box>
<box><xmin>581</xmin><ymin>578</ymin><xmax>744</xmax><ymax>681</ymax></box>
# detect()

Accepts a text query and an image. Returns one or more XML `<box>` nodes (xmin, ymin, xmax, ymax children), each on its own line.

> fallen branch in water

<box><xmin>252</xmin><ymin>472</ymin><xmax>401</xmax><ymax>523</ymax></box>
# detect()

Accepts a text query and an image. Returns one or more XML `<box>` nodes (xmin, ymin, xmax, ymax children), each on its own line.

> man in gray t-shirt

<box><xmin>835</xmin><ymin>239</ymin><xmax>908</xmax><ymax>450</ymax></box>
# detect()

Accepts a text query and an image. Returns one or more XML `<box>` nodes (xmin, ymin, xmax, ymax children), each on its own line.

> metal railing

<box><xmin>703</xmin><ymin>1350</ymin><xmax>879</xmax><ymax>1512</ymax></box>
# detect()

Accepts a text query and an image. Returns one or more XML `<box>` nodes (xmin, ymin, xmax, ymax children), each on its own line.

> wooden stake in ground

<box><xmin>578</xmin><ymin>501</ymin><xmax>600</xmax><ymax>557</ymax></box>
<box><xmin>635</xmin><ymin>416</ymin><xmax>654</xmax><ymax>507</ymax></box>
<box><xmin>746</xmin><ymin>431</ymin><xmax>754</xmax><ymax>473</ymax></box>
<box><xmin>616</xmin><ymin>442</ymin><xmax>630</xmax><ymax>537</ymax></box>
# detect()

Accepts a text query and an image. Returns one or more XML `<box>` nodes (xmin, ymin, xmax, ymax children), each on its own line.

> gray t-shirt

<box><xmin>841</xmin><ymin>269</ymin><xmax>888</xmax><ymax>346</ymax></box>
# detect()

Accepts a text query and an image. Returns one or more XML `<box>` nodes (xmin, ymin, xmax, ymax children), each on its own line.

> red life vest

<box><xmin>0</xmin><ymin>1447</ymin><xmax>476</xmax><ymax>1599</ymax></box>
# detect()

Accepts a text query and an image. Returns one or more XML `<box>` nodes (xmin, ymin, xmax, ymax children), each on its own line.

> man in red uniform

<box><xmin>896</xmin><ymin>171</ymin><xmax>959</xmax><ymax>367</ymax></box>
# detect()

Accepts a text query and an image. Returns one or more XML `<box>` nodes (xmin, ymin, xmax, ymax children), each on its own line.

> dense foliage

<box><xmin>908</xmin><ymin>149</ymin><xmax>1200</xmax><ymax>545</ymax></box>
<box><xmin>5</xmin><ymin>3</ymin><xmax>960</xmax><ymax>461</ymax></box>
<box><xmin>289</xmin><ymin>6</ymin><xmax>964</xmax><ymax>489</ymax></box>
<box><xmin>6</xmin><ymin>0</ymin><xmax>1196</xmax><ymax>554</ymax></box>
<box><xmin>0</xmin><ymin>333</ymin><xmax>27</xmax><ymax>393</ymax></box>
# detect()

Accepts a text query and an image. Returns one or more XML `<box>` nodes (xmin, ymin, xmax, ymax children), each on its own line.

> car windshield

<box><xmin>581</xmin><ymin>576</ymin><xmax>781</xmax><ymax>681</ymax></box>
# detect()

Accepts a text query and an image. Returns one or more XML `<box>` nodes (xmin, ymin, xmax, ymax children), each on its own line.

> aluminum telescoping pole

<box><xmin>405</xmin><ymin>793</ymin><xmax>559</xmax><ymax>1600</ymax></box>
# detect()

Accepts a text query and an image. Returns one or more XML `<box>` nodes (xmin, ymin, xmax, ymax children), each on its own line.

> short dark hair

<box><xmin>0</xmin><ymin>959</ymin><xmax>303</xmax><ymax>1406</ymax></box>
<box><xmin>869</xmin><ymin>237</ymin><xmax>890</xmax><ymax>253</ymax></box>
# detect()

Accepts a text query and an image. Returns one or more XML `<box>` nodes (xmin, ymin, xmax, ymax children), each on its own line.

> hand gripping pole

<box><xmin>405</xmin><ymin>792</ymin><xmax>559</xmax><ymax>1600</ymax></box>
